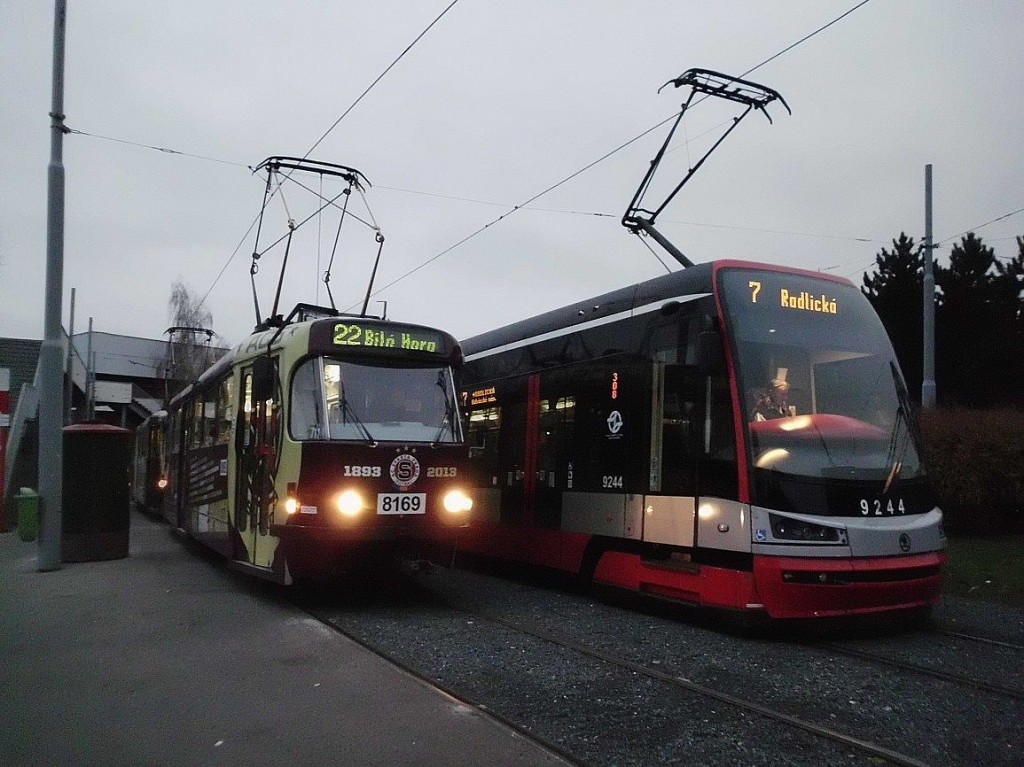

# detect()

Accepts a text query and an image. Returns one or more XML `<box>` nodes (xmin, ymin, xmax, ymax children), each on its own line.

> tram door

<box><xmin>650</xmin><ymin>317</ymin><xmax>703</xmax><ymax>498</ymax></box>
<box><xmin>497</xmin><ymin>375</ymin><xmax>537</xmax><ymax>525</ymax></box>
<box><xmin>655</xmin><ymin>317</ymin><xmax>740</xmax><ymax>550</ymax></box>
<box><xmin>658</xmin><ymin>364</ymin><xmax>703</xmax><ymax>498</ymax></box>
<box><xmin>234</xmin><ymin>361</ymin><xmax>280</xmax><ymax>563</ymax></box>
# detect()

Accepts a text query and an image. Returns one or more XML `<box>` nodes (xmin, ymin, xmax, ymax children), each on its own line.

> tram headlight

<box><xmin>768</xmin><ymin>514</ymin><xmax>843</xmax><ymax>543</ymax></box>
<box><xmin>284</xmin><ymin>497</ymin><xmax>300</xmax><ymax>515</ymax></box>
<box><xmin>443</xmin><ymin>489</ymin><xmax>473</xmax><ymax>513</ymax></box>
<box><xmin>336</xmin><ymin>490</ymin><xmax>365</xmax><ymax>517</ymax></box>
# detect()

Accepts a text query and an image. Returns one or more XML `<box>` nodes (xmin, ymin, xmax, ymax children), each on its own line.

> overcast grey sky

<box><xmin>3</xmin><ymin>1</ymin><xmax>1022</xmax><ymax>346</ymax></box>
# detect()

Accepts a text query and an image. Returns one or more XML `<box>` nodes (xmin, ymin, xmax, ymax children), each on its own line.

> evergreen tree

<box><xmin>862</xmin><ymin>233</ymin><xmax>924</xmax><ymax>401</ymax></box>
<box><xmin>989</xmin><ymin>237</ymin><xmax>1024</xmax><ymax>406</ymax></box>
<box><xmin>992</xmin><ymin>236</ymin><xmax>1024</xmax><ymax>320</ymax></box>
<box><xmin>935</xmin><ymin>233</ymin><xmax>1005</xmax><ymax>406</ymax></box>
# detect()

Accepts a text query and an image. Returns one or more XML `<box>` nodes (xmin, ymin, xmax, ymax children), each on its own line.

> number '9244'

<box><xmin>860</xmin><ymin>498</ymin><xmax>906</xmax><ymax>516</ymax></box>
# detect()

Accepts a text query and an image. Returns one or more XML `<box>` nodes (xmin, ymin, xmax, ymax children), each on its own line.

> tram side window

<box><xmin>173</xmin><ymin>410</ymin><xmax>183</xmax><ymax>455</ymax></box>
<box><xmin>203</xmin><ymin>386</ymin><xmax>218</xmax><ymax>448</ymax></box>
<box><xmin>168</xmin><ymin>412</ymin><xmax>177</xmax><ymax>455</ymax></box>
<box><xmin>651</xmin><ymin>323</ymin><xmax>681</xmax><ymax>364</ymax></box>
<box><xmin>190</xmin><ymin>398</ymin><xmax>205</xmax><ymax>449</ymax></box>
<box><xmin>467</xmin><ymin>406</ymin><xmax>502</xmax><ymax>475</ymax></box>
<box><xmin>215</xmin><ymin>376</ymin><xmax>233</xmax><ymax>445</ymax></box>
<box><xmin>265</xmin><ymin>358</ymin><xmax>282</xmax><ymax>453</ymax></box>
<box><xmin>290</xmin><ymin>359</ymin><xmax>325</xmax><ymax>440</ymax></box>
<box><xmin>537</xmin><ymin>396</ymin><xmax>575</xmax><ymax>481</ymax></box>
<box><xmin>649</xmin><ymin>314</ymin><xmax>702</xmax><ymax>365</ymax></box>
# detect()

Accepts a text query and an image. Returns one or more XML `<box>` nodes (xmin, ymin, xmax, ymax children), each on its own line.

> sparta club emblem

<box><xmin>389</xmin><ymin>453</ymin><xmax>421</xmax><ymax>488</ymax></box>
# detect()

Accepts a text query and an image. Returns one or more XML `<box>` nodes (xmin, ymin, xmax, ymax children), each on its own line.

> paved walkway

<box><xmin>0</xmin><ymin>511</ymin><xmax>568</xmax><ymax>766</ymax></box>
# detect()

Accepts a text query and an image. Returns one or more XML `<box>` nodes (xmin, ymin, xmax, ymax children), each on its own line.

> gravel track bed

<box><xmin>305</xmin><ymin>583</ymin><xmax>876</xmax><ymax>767</ymax></box>
<box><xmin>827</xmin><ymin>630</ymin><xmax>1024</xmax><ymax>694</ymax></box>
<box><xmin>296</xmin><ymin>565</ymin><xmax>1022</xmax><ymax>766</ymax></box>
<box><xmin>407</xmin><ymin>565</ymin><xmax>1023</xmax><ymax>767</ymax></box>
<box><xmin>931</xmin><ymin>597</ymin><xmax>1024</xmax><ymax>647</ymax></box>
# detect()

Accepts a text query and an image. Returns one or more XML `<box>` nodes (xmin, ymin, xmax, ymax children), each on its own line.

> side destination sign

<box><xmin>332</xmin><ymin>321</ymin><xmax>441</xmax><ymax>352</ymax></box>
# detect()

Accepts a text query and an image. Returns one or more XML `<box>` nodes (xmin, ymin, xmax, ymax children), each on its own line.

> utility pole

<box><xmin>38</xmin><ymin>0</ymin><xmax>68</xmax><ymax>571</ymax></box>
<box><xmin>64</xmin><ymin>286</ymin><xmax>75</xmax><ymax>424</ymax></box>
<box><xmin>85</xmin><ymin>318</ymin><xmax>94</xmax><ymax>420</ymax></box>
<box><xmin>922</xmin><ymin>164</ymin><xmax>937</xmax><ymax>408</ymax></box>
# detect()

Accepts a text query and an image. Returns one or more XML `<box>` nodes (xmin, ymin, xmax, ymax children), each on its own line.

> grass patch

<box><xmin>943</xmin><ymin>535</ymin><xmax>1024</xmax><ymax>607</ymax></box>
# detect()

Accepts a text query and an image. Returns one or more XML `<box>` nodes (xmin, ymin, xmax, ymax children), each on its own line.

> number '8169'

<box><xmin>860</xmin><ymin>498</ymin><xmax>905</xmax><ymax>516</ymax></box>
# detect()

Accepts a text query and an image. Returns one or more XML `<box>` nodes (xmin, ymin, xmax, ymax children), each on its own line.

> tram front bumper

<box><xmin>753</xmin><ymin>551</ymin><xmax>946</xmax><ymax>619</ymax></box>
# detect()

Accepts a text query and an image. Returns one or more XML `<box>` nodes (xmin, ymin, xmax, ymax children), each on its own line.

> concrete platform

<box><xmin>0</xmin><ymin>511</ymin><xmax>569</xmax><ymax>766</ymax></box>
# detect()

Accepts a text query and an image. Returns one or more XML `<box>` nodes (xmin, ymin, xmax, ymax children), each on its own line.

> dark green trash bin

<box><xmin>63</xmin><ymin>423</ymin><xmax>131</xmax><ymax>561</ymax></box>
<box><xmin>16</xmin><ymin>488</ymin><xmax>39</xmax><ymax>542</ymax></box>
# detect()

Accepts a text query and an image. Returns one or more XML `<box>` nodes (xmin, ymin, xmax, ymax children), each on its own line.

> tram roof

<box><xmin>462</xmin><ymin>259</ymin><xmax>855</xmax><ymax>356</ymax></box>
<box><xmin>169</xmin><ymin>312</ymin><xmax>461</xmax><ymax>407</ymax></box>
<box><xmin>463</xmin><ymin>261</ymin><xmax>717</xmax><ymax>356</ymax></box>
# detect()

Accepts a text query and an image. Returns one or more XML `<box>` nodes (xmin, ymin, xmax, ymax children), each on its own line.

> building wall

<box><xmin>0</xmin><ymin>338</ymin><xmax>42</xmax><ymax>420</ymax></box>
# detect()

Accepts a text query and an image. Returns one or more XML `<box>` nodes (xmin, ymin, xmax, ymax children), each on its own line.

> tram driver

<box><xmin>751</xmin><ymin>374</ymin><xmax>796</xmax><ymax>421</ymax></box>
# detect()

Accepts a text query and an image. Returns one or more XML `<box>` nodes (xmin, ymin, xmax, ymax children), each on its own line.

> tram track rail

<box><xmin>929</xmin><ymin>627</ymin><xmax>1024</xmax><ymax>653</ymax></box>
<box><xmin>311</xmin><ymin>567</ymin><xmax>933</xmax><ymax>767</ymax></box>
<box><xmin>289</xmin><ymin>568</ymin><xmax>1022</xmax><ymax>767</ymax></box>
<box><xmin>817</xmin><ymin>641</ymin><xmax>1024</xmax><ymax>702</ymax></box>
<box><xmin>444</xmin><ymin>599</ymin><xmax>935</xmax><ymax>767</ymax></box>
<box><xmin>298</xmin><ymin>599</ymin><xmax>589</xmax><ymax>767</ymax></box>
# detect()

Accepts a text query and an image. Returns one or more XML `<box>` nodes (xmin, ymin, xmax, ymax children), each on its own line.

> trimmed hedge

<box><xmin>918</xmin><ymin>408</ymin><xmax>1024</xmax><ymax>534</ymax></box>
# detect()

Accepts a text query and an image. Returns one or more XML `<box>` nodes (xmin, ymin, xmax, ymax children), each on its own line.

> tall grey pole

<box><xmin>64</xmin><ymin>286</ymin><xmax>75</xmax><ymax>424</ymax></box>
<box><xmin>922</xmin><ymin>164</ymin><xmax>937</xmax><ymax>408</ymax></box>
<box><xmin>85</xmin><ymin>318</ymin><xmax>94</xmax><ymax>420</ymax></box>
<box><xmin>38</xmin><ymin>0</ymin><xmax>68</xmax><ymax>571</ymax></box>
<box><xmin>89</xmin><ymin>351</ymin><xmax>97</xmax><ymax>420</ymax></box>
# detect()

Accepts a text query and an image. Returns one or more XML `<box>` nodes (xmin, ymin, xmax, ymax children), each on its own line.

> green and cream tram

<box><xmin>159</xmin><ymin>307</ymin><xmax>473</xmax><ymax>582</ymax></box>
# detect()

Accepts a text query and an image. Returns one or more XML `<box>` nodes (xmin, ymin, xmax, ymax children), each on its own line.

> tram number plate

<box><xmin>377</xmin><ymin>493</ymin><xmax>426</xmax><ymax>515</ymax></box>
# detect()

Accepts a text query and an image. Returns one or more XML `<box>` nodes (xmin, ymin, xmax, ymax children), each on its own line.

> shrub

<box><xmin>918</xmin><ymin>408</ymin><xmax>1024</xmax><ymax>534</ymax></box>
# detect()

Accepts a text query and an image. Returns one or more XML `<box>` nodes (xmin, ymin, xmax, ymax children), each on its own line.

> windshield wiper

<box><xmin>432</xmin><ymin>370</ymin><xmax>457</xmax><ymax>446</ymax></box>
<box><xmin>882</xmin><ymin>361</ymin><xmax>913</xmax><ymax>495</ymax></box>
<box><xmin>339</xmin><ymin>383</ymin><xmax>377</xmax><ymax>445</ymax></box>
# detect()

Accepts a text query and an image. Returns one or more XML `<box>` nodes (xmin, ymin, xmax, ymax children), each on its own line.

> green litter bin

<box><xmin>16</xmin><ymin>487</ymin><xmax>38</xmax><ymax>542</ymax></box>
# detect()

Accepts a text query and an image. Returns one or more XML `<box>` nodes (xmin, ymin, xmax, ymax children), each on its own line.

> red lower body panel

<box><xmin>753</xmin><ymin>552</ymin><xmax>946</xmax><ymax>618</ymax></box>
<box><xmin>592</xmin><ymin>552</ymin><xmax>761</xmax><ymax>610</ymax></box>
<box><xmin>460</xmin><ymin>521</ymin><xmax>945</xmax><ymax>619</ymax></box>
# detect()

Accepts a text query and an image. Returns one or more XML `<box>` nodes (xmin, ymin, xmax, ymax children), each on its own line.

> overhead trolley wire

<box><xmin>302</xmin><ymin>0</ymin><xmax>461</xmax><ymax>161</ymax></box>
<box><xmin>69</xmin><ymin>1</ymin><xmax>873</xmax><ymax>307</ymax></box>
<box><xmin>938</xmin><ymin>204</ymin><xmax>1024</xmax><ymax>245</ymax></box>
<box><xmin>199</xmin><ymin>0</ymin><xmax>461</xmax><ymax>307</ymax></box>
<box><xmin>375</xmin><ymin>185</ymin><xmax>881</xmax><ymax>244</ymax></box>
<box><xmin>345</xmin><ymin>116</ymin><xmax>679</xmax><ymax>310</ymax></box>
<box><xmin>60</xmin><ymin>124</ymin><xmax>880</xmax><ymax>249</ymax></box>
<box><xmin>63</xmin><ymin>128</ymin><xmax>251</xmax><ymax>168</ymax></box>
<box><xmin>353</xmin><ymin>0</ymin><xmax>875</xmax><ymax>306</ymax></box>
<box><xmin>741</xmin><ymin>0</ymin><xmax>872</xmax><ymax>74</ymax></box>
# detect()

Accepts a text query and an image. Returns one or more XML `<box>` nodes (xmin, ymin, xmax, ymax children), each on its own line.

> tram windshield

<box><xmin>718</xmin><ymin>269</ymin><xmax>924</xmax><ymax>484</ymax></box>
<box><xmin>290</xmin><ymin>357</ymin><xmax>462</xmax><ymax>444</ymax></box>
